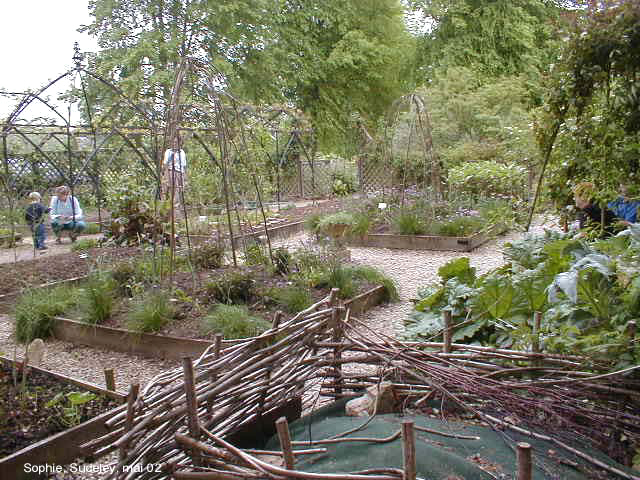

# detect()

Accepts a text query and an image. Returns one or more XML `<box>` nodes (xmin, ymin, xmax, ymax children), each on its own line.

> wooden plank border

<box><xmin>50</xmin><ymin>285</ymin><xmax>387</xmax><ymax>360</ymax></box>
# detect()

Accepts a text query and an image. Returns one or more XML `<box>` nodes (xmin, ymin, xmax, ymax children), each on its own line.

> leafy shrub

<box><xmin>448</xmin><ymin>161</ymin><xmax>526</xmax><ymax>200</ymax></box>
<box><xmin>437</xmin><ymin>257</ymin><xmax>476</xmax><ymax>285</ymax></box>
<box><xmin>80</xmin><ymin>273</ymin><xmax>117</xmax><ymax>325</ymax></box>
<box><xmin>434</xmin><ymin>216</ymin><xmax>484</xmax><ymax>236</ymax></box>
<box><xmin>14</xmin><ymin>287</ymin><xmax>78</xmax><ymax>343</ymax></box>
<box><xmin>71</xmin><ymin>238</ymin><xmax>98</xmax><ymax>252</ymax></box>
<box><xmin>245</xmin><ymin>243</ymin><xmax>269</xmax><ymax>266</ymax></box>
<box><xmin>266</xmin><ymin>286</ymin><xmax>313</xmax><ymax>313</ymax></box>
<box><xmin>201</xmin><ymin>304</ymin><xmax>270</xmax><ymax>338</ymax></box>
<box><xmin>126</xmin><ymin>292</ymin><xmax>175</xmax><ymax>333</ymax></box>
<box><xmin>111</xmin><ymin>261</ymin><xmax>138</xmax><ymax>296</ymax></box>
<box><xmin>192</xmin><ymin>242</ymin><xmax>224</xmax><ymax>270</ymax></box>
<box><xmin>348</xmin><ymin>266</ymin><xmax>399</xmax><ymax>302</ymax></box>
<box><xmin>393</xmin><ymin>212</ymin><xmax>427</xmax><ymax>235</ymax></box>
<box><xmin>317</xmin><ymin>212</ymin><xmax>356</xmax><ymax>232</ymax></box>
<box><xmin>332</xmin><ymin>172</ymin><xmax>356</xmax><ymax>196</ymax></box>
<box><xmin>272</xmin><ymin>247</ymin><xmax>291</xmax><ymax>275</ymax></box>
<box><xmin>304</xmin><ymin>213</ymin><xmax>323</xmax><ymax>235</ymax></box>
<box><xmin>350</xmin><ymin>212</ymin><xmax>372</xmax><ymax>236</ymax></box>
<box><xmin>205</xmin><ymin>270</ymin><xmax>254</xmax><ymax>304</ymax></box>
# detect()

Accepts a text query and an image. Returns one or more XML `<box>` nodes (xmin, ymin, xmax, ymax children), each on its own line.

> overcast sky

<box><xmin>0</xmin><ymin>0</ymin><xmax>97</xmax><ymax>119</ymax></box>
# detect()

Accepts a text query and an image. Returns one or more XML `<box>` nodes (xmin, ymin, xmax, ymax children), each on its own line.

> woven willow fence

<box><xmin>91</xmin><ymin>290</ymin><xmax>640</xmax><ymax>480</ymax></box>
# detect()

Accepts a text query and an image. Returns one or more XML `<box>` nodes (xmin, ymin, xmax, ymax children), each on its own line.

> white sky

<box><xmin>0</xmin><ymin>0</ymin><xmax>98</xmax><ymax>119</ymax></box>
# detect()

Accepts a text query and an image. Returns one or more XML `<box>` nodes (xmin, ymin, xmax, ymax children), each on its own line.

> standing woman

<box><xmin>50</xmin><ymin>185</ymin><xmax>86</xmax><ymax>243</ymax></box>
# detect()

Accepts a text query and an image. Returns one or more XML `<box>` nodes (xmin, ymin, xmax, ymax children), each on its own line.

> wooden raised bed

<box><xmin>344</xmin><ymin>225</ymin><xmax>506</xmax><ymax>252</ymax></box>
<box><xmin>0</xmin><ymin>356</ymin><xmax>126</xmax><ymax>480</ymax></box>
<box><xmin>50</xmin><ymin>285</ymin><xmax>387</xmax><ymax>360</ymax></box>
<box><xmin>188</xmin><ymin>220</ymin><xmax>305</xmax><ymax>247</ymax></box>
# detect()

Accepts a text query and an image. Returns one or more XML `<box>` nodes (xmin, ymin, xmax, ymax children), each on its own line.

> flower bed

<box><xmin>0</xmin><ymin>356</ymin><xmax>125</xmax><ymax>479</ymax></box>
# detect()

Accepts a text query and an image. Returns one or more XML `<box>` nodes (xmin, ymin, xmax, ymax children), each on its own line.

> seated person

<box><xmin>608</xmin><ymin>183</ymin><xmax>639</xmax><ymax>225</ymax></box>
<box><xmin>573</xmin><ymin>182</ymin><xmax>619</xmax><ymax>236</ymax></box>
<box><xmin>49</xmin><ymin>185</ymin><xmax>86</xmax><ymax>243</ymax></box>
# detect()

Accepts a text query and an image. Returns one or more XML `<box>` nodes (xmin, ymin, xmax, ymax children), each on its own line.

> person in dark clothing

<box><xmin>25</xmin><ymin>191</ymin><xmax>50</xmax><ymax>251</ymax></box>
<box><xmin>573</xmin><ymin>182</ymin><xmax>619</xmax><ymax>237</ymax></box>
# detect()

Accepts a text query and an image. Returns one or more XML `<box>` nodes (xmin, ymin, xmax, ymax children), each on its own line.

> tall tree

<box><xmin>408</xmin><ymin>0</ymin><xmax>563</xmax><ymax>78</ymax></box>
<box><xmin>233</xmin><ymin>0</ymin><xmax>415</xmax><ymax>150</ymax></box>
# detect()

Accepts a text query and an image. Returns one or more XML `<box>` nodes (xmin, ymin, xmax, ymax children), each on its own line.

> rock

<box><xmin>345</xmin><ymin>395</ymin><xmax>370</xmax><ymax>417</ymax></box>
<box><xmin>345</xmin><ymin>381</ymin><xmax>396</xmax><ymax>417</ymax></box>
<box><xmin>27</xmin><ymin>338</ymin><xmax>46</xmax><ymax>366</ymax></box>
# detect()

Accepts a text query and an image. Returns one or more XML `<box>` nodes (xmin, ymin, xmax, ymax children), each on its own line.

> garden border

<box><xmin>0</xmin><ymin>356</ymin><xmax>127</xmax><ymax>480</ymax></box>
<box><xmin>0</xmin><ymin>276</ymin><xmax>92</xmax><ymax>314</ymax></box>
<box><xmin>344</xmin><ymin>228</ymin><xmax>504</xmax><ymax>252</ymax></box>
<box><xmin>50</xmin><ymin>285</ymin><xmax>387</xmax><ymax>360</ymax></box>
<box><xmin>188</xmin><ymin>220</ymin><xmax>306</xmax><ymax>247</ymax></box>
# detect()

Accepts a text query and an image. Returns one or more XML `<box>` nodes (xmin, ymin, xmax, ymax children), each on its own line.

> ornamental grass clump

<box><xmin>205</xmin><ymin>270</ymin><xmax>255</xmax><ymax>304</ymax></box>
<box><xmin>80</xmin><ymin>273</ymin><xmax>117</xmax><ymax>325</ymax></box>
<box><xmin>126</xmin><ymin>292</ymin><xmax>175</xmax><ymax>333</ymax></box>
<box><xmin>393</xmin><ymin>212</ymin><xmax>427</xmax><ymax>235</ymax></box>
<box><xmin>201</xmin><ymin>304</ymin><xmax>270</xmax><ymax>339</ymax></box>
<box><xmin>14</xmin><ymin>286</ymin><xmax>78</xmax><ymax>343</ymax></box>
<box><xmin>266</xmin><ymin>285</ymin><xmax>313</xmax><ymax>313</ymax></box>
<box><xmin>348</xmin><ymin>265</ymin><xmax>399</xmax><ymax>302</ymax></box>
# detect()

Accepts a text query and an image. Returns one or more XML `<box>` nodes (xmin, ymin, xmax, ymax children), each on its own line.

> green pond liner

<box><xmin>265</xmin><ymin>399</ymin><xmax>636</xmax><ymax>480</ymax></box>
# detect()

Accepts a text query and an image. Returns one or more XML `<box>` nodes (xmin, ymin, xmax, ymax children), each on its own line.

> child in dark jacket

<box><xmin>25</xmin><ymin>192</ymin><xmax>50</xmax><ymax>251</ymax></box>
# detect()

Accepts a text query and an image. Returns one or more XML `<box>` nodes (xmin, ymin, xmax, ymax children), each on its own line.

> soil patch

<box><xmin>0</xmin><ymin>246</ymin><xmax>141</xmax><ymax>296</ymax></box>
<box><xmin>0</xmin><ymin>362</ymin><xmax>120</xmax><ymax>457</ymax></box>
<box><xmin>68</xmin><ymin>264</ymin><xmax>378</xmax><ymax>341</ymax></box>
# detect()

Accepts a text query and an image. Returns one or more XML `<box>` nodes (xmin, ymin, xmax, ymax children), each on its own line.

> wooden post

<box><xmin>273</xmin><ymin>310</ymin><xmax>284</xmax><ymax>330</ymax></box>
<box><xmin>329</xmin><ymin>288</ymin><xmax>343</xmax><ymax>396</ymax></box>
<box><xmin>182</xmin><ymin>357</ymin><xmax>200</xmax><ymax>439</ymax></box>
<box><xmin>104</xmin><ymin>368</ymin><xmax>115</xmax><ymax>391</ymax></box>
<box><xmin>532</xmin><ymin>311</ymin><xmax>542</xmax><ymax>353</ymax></box>
<box><xmin>253</xmin><ymin>174</ymin><xmax>274</xmax><ymax>263</ymax></box>
<box><xmin>402</xmin><ymin>421</ymin><xmax>416</xmax><ymax>480</ymax></box>
<box><xmin>517</xmin><ymin>442</ymin><xmax>532</xmax><ymax>480</ymax></box>
<box><xmin>119</xmin><ymin>383</ymin><xmax>139</xmax><ymax>461</ymax></box>
<box><xmin>442</xmin><ymin>310</ymin><xmax>452</xmax><ymax>354</ymax></box>
<box><xmin>627</xmin><ymin>320</ymin><xmax>637</xmax><ymax>341</ymax></box>
<box><xmin>276</xmin><ymin>417</ymin><xmax>295</xmax><ymax>470</ymax></box>
<box><xmin>214</xmin><ymin>334</ymin><xmax>223</xmax><ymax>359</ymax></box>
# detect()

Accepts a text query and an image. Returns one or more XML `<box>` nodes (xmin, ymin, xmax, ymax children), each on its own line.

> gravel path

<box><xmin>351</xmin><ymin>218</ymin><xmax>556</xmax><ymax>338</ymax></box>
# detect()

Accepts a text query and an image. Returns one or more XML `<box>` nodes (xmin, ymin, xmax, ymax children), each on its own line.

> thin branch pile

<box><xmin>91</xmin><ymin>291</ymin><xmax>640</xmax><ymax>480</ymax></box>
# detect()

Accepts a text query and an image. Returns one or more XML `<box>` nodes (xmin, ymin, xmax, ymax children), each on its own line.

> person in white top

<box><xmin>49</xmin><ymin>185</ymin><xmax>86</xmax><ymax>244</ymax></box>
<box><xmin>163</xmin><ymin>145</ymin><xmax>187</xmax><ymax>195</ymax></box>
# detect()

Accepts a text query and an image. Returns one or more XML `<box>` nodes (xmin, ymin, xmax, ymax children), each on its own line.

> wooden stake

<box><xmin>119</xmin><ymin>383</ymin><xmax>140</xmax><ymax>461</ymax></box>
<box><xmin>252</xmin><ymin>174</ymin><xmax>273</xmax><ymax>263</ymax></box>
<box><xmin>182</xmin><ymin>357</ymin><xmax>200</xmax><ymax>439</ymax></box>
<box><xmin>275</xmin><ymin>417</ymin><xmax>295</xmax><ymax>470</ymax></box>
<box><xmin>532</xmin><ymin>312</ymin><xmax>542</xmax><ymax>353</ymax></box>
<box><xmin>402</xmin><ymin>421</ymin><xmax>416</xmax><ymax>480</ymax></box>
<box><xmin>104</xmin><ymin>368</ymin><xmax>116</xmax><ymax>391</ymax></box>
<box><xmin>442</xmin><ymin>311</ymin><xmax>452</xmax><ymax>354</ymax></box>
<box><xmin>517</xmin><ymin>442</ymin><xmax>532</xmax><ymax>480</ymax></box>
<box><xmin>627</xmin><ymin>321</ymin><xmax>637</xmax><ymax>341</ymax></box>
<box><xmin>214</xmin><ymin>334</ymin><xmax>223</xmax><ymax>359</ymax></box>
<box><xmin>330</xmin><ymin>289</ymin><xmax>343</xmax><ymax>395</ymax></box>
<box><xmin>273</xmin><ymin>311</ymin><xmax>284</xmax><ymax>330</ymax></box>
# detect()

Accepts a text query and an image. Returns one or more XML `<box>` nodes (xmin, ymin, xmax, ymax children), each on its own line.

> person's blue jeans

<box><xmin>52</xmin><ymin>220</ymin><xmax>86</xmax><ymax>239</ymax></box>
<box><xmin>31</xmin><ymin>223</ymin><xmax>46</xmax><ymax>249</ymax></box>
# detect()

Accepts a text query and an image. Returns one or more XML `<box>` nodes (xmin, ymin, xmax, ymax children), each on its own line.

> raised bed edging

<box><xmin>188</xmin><ymin>220</ymin><xmax>305</xmax><ymax>247</ymax></box>
<box><xmin>345</xmin><ymin>227</ymin><xmax>504</xmax><ymax>252</ymax></box>
<box><xmin>0</xmin><ymin>356</ymin><xmax>126</xmax><ymax>480</ymax></box>
<box><xmin>51</xmin><ymin>285</ymin><xmax>387</xmax><ymax>360</ymax></box>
